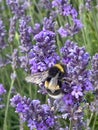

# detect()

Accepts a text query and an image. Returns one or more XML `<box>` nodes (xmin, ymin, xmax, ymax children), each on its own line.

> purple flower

<box><xmin>7</xmin><ymin>0</ymin><xmax>31</xmax><ymax>42</ymax></box>
<box><xmin>85</xmin><ymin>0</ymin><xmax>92</xmax><ymax>11</ymax></box>
<box><xmin>60</xmin><ymin>40</ymin><xmax>93</xmax><ymax>102</ymax></box>
<box><xmin>8</xmin><ymin>16</ymin><xmax>17</xmax><ymax>42</ymax></box>
<box><xmin>84</xmin><ymin>79</ymin><xmax>94</xmax><ymax>91</ymax></box>
<box><xmin>71</xmin><ymin>86</ymin><xmax>83</xmax><ymax>99</ymax></box>
<box><xmin>0</xmin><ymin>19</ymin><xmax>7</xmax><ymax>49</ymax></box>
<box><xmin>37</xmin><ymin>122</ymin><xmax>47</xmax><ymax>130</ymax></box>
<box><xmin>16</xmin><ymin>103</ymin><xmax>25</xmax><ymax>113</ymax></box>
<box><xmin>71</xmin><ymin>8</ymin><xmax>78</xmax><ymax>19</ymax></box>
<box><xmin>62</xmin><ymin>4</ymin><xmax>72</xmax><ymax>16</ymax></box>
<box><xmin>29</xmin><ymin>30</ymin><xmax>60</xmax><ymax>73</ymax></box>
<box><xmin>19</xmin><ymin>56</ymin><xmax>29</xmax><ymax>72</ymax></box>
<box><xmin>0</xmin><ymin>84</ymin><xmax>6</xmax><ymax>95</ymax></box>
<box><xmin>43</xmin><ymin>17</ymin><xmax>55</xmax><ymax>31</ymax></box>
<box><xmin>10</xmin><ymin>94</ymin><xmax>22</xmax><ymax>107</ymax></box>
<box><xmin>52</xmin><ymin>0</ymin><xmax>69</xmax><ymax>16</ymax></box>
<box><xmin>34</xmin><ymin>30</ymin><xmax>55</xmax><ymax>43</ymax></box>
<box><xmin>91</xmin><ymin>53</ymin><xmax>98</xmax><ymax>89</ymax></box>
<box><xmin>6</xmin><ymin>0</ymin><xmax>29</xmax><ymax>17</ymax></box>
<box><xmin>45</xmin><ymin>117</ymin><xmax>55</xmax><ymax>127</ymax></box>
<box><xmin>32</xmin><ymin>23</ymin><xmax>41</xmax><ymax>36</ymax></box>
<box><xmin>39</xmin><ymin>0</ymin><xmax>52</xmax><ymax>10</ymax></box>
<box><xmin>73</xmin><ymin>19</ymin><xmax>83</xmax><ymax>32</ymax></box>
<box><xmin>52</xmin><ymin>0</ymin><xmax>63</xmax><ymax>8</ymax></box>
<box><xmin>0</xmin><ymin>84</ymin><xmax>6</xmax><ymax>109</ymax></box>
<box><xmin>19</xmin><ymin>16</ymin><xmax>33</xmax><ymax>71</ymax></box>
<box><xmin>11</xmin><ymin>49</ymin><xmax>20</xmax><ymax>69</ymax></box>
<box><xmin>58</xmin><ymin>25</ymin><xmax>70</xmax><ymax>37</ymax></box>
<box><xmin>52</xmin><ymin>0</ymin><xmax>78</xmax><ymax>18</ymax></box>
<box><xmin>58</xmin><ymin>19</ymin><xmax>83</xmax><ymax>37</ymax></box>
<box><xmin>10</xmin><ymin>94</ymin><xmax>56</xmax><ymax>130</ymax></box>
<box><xmin>60</xmin><ymin>40</ymin><xmax>90</xmax><ymax>73</ymax></box>
<box><xmin>52</xmin><ymin>0</ymin><xmax>83</xmax><ymax>38</ymax></box>
<box><xmin>63</xmin><ymin>94</ymin><xmax>73</xmax><ymax>105</ymax></box>
<box><xmin>19</xmin><ymin>16</ymin><xmax>33</xmax><ymax>53</ymax></box>
<box><xmin>27</xmin><ymin>119</ymin><xmax>37</xmax><ymax>130</ymax></box>
<box><xmin>62</xmin><ymin>4</ymin><xmax>78</xmax><ymax>19</ymax></box>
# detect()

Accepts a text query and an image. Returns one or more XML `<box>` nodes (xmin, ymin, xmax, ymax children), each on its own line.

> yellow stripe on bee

<box><xmin>54</xmin><ymin>64</ymin><xmax>64</xmax><ymax>72</ymax></box>
<box><xmin>45</xmin><ymin>81</ymin><xmax>49</xmax><ymax>88</ymax></box>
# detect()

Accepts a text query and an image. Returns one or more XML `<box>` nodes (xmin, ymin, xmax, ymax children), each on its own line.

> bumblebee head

<box><xmin>48</xmin><ymin>64</ymin><xmax>66</xmax><ymax>79</ymax></box>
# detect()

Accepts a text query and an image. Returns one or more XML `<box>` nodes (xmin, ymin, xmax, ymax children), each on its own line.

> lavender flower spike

<box><xmin>29</xmin><ymin>30</ymin><xmax>60</xmax><ymax>73</ymax></box>
<box><xmin>0</xmin><ymin>84</ymin><xmax>6</xmax><ymax>109</ymax></box>
<box><xmin>10</xmin><ymin>94</ymin><xmax>56</xmax><ymax>130</ymax></box>
<box><xmin>58</xmin><ymin>19</ymin><xmax>83</xmax><ymax>38</ymax></box>
<box><xmin>0</xmin><ymin>19</ymin><xmax>7</xmax><ymax>49</ymax></box>
<box><xmin>0</xmin><ymin>84</ymin><xmax>6</xmax><ymax>95</ymax></box>
<box><xmin>91</xmin><ymin>53</ymin><xmax>98</xmax><ymax>90</ymax></box>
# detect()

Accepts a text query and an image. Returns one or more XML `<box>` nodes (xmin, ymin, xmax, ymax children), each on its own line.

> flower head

<box><xmin>52</xmin><ymin>0</ymin><xmax>77</xmax><ymax>18</ymax></box>
<box><xmin>58</xmin><ymin>20</ymin><xmax>83</xmax><ymax>38</ymax></box>
<box><xmin>39</xmin><ymin>0</ymin><xmax>52</xmax><ymax>10</ymax></box>
<box><xmin>0</xmin><ymin>84</ymin><xmax>6</xmax><ymax>109</ymax></box>
<box><xmin>19</xmin><ymin>16</ymin><xmax>33</xmax><ymax>53</ymax></box>
<box><xmin>0</xmin><ymin>19</ymin><xmax>7</xmax><ymax>49</ymax></box>
<box><xmin>85</xmin><ymin>0</ymin><xmax>92</xmax><ymax>11</ymax></box>
<box><xmin>43</xmin><ymin>17</ymin><xmax>56</xmax><ymax>31</ymax></box>
<box><xmin>6</xmin><ymin>0</ymin><xmax>29</xmax><ymax>17</ymax></box>
<box><xmin>0</xmin><ymin>84</ymin><xmax>6</xmax><ymax>95</ymax></box>
<box><xmin>63</xmin><ymin>94</ymin><xmax>73</xmax><ymax>105</ymax></box>
<box><xmin>91</xmin><ymin>54</ymin><xmax>98</xmax><ymax>89</ymax></box>
<box><xmin>29</xmin><ymin>30</ymin><xmax>60</xmax><ymax>73</ymax></box>
<box><xmin>71</xmin><ymin>85</ymin><xmax>83</xmax><ymax>99</ymax></box>
<box><xmin>10</xmin><ymin>94</ymin><xmax>56</xmax><ymax>130</ymax></box>
<box><xmin>59</xmin><ymin>40</ymin><xmax>93</xmax><ymax>104</ymax></box>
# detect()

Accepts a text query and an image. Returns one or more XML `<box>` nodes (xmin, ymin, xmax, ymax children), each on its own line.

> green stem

<box><xmin>33</xmin><ymin>85</ymin><xmax>38</xmax><ymax>99</ymax></box>
<box><xmin>56</xmin><ymin>34</ymin><xmax>62</xmax><ymax>56</ymax></box>
<box><xmin>29</xmin><ymin>84</ymin><xmax>32</xmax><ymax>98</ymax></box>
<box><xmin>19</xmin><ymin>114</ymin><xmax>24</xmax><ymax>130</ymax></box>
<box><xmin>87</xmin><ymin>112</ymin><xmax>94</xmax><ymax>127</ymax></box>
<box><xmin>28</xmin><ymin>0</ymin><xmax>35</xmax><ymax>25</ymax></box>
<box><xmin>3</xmin><ymin>72</ymin><xmax>15</xmax><ymax>130</ymax></box>
<box><xmin>69</xmin><ymin>119</ymin><xmax>72</xmax><ymax>130</ymax></box>
<box><xmin>4</xmin><ymin>69</ymin><xmax>10</xmax><ymax>86</ymax></box>
<box><xmin>33</xmin><ymin>0</ymin><xmax>43</xmax><ymax>21</ymax></box>
<box><xmin>92</xmin><ymin>112</ymin><xmax>97</xmax><ymax>130</ymax></box>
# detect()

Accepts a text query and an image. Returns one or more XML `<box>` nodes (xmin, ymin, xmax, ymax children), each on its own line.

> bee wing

<box><xmin>25</xmin><ymin>71</ymin><xmax>48</xmax><ymax>85</ymax></box>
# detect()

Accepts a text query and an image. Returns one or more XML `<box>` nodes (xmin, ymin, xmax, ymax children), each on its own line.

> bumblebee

<box><xmin>25</xmin><ymin>64</ymin><xmax>67</xmax><ymax>99</ymax></box>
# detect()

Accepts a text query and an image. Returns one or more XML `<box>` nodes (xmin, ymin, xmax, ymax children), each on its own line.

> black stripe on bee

<box><xmin>46</xmin><ymin>88</ymin><xmax>62</xmax><ymax>95</ymax></box>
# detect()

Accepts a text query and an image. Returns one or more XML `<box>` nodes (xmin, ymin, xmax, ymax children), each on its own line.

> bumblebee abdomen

<box><xmin>46</xmin><ymin>88</ymin><xmax>62</xmax><ymax>95</ymax></box>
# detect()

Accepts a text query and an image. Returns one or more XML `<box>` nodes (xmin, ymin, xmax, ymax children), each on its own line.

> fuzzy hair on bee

<box><xmin>25</xmin><ymin>63</ymin><xmax>68</xmax><ymax>99</ymax></box>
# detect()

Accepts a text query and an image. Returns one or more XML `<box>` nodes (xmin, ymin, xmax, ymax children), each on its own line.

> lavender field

<box><xmin>0</xmin><ymin>0</ymin><xmax>98</xmax><ymax>130</ymax></box>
